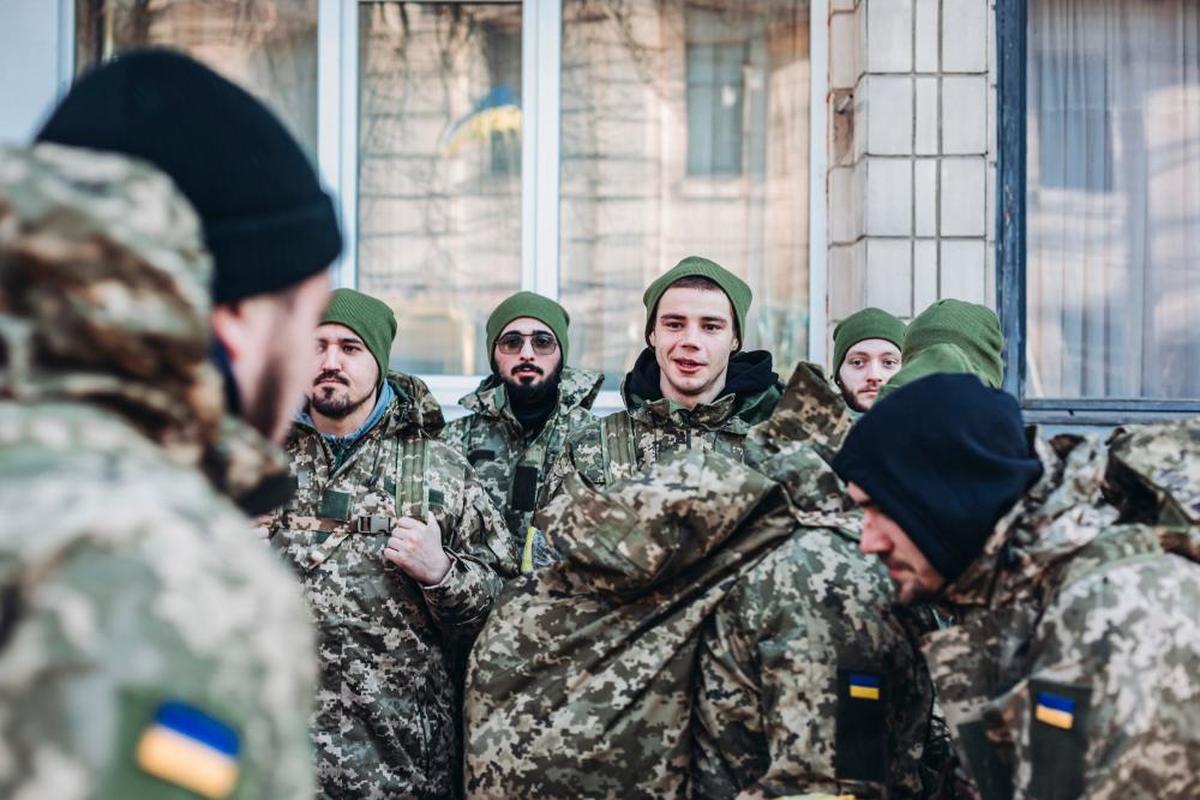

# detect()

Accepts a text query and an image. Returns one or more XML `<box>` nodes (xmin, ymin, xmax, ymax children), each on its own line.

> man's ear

<box><xmin>210</xmin><ymin>302</ymin><xmax>247</xmax><ymax>360</ymax></box>
<box><xmin>648</xmin><ymin>329</ymin><xmax>657</xmax><ymax>350</ymax></box>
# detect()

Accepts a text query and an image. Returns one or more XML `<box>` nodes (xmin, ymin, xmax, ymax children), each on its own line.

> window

<box><xmin>356</xmin><ymin>2</ymin><xmax>523</xmax><ymax>376</ymax></box>
<box><xmin>560</xmin><ymin>0</ymin><xmax>811</xmax><ymax>386</ymax></box>
<box><xmin>70</xmin><ymin>0</ymin><xmax>819</xmax><ymax>403</ymax></box>
<box><xmin>999</xmin><ymin>0</ymin><xmax>1200</xmax><ymax>416</ymax></box>
<box><xmin>75</xmin><ymin>0</ymin><xmax>319</xmax><ymax>161</ymax></box>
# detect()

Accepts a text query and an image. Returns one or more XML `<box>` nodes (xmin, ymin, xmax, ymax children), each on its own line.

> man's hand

<box><xmin>383</xmin><ymin>512</ymin><xmax>452</xmax><ymax>586</ymax></box>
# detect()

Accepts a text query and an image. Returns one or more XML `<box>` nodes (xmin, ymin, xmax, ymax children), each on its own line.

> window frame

<box><xmin>995</xmin><ymin>0</ymin><xmax>1200</xmax><ymax>425</ymax></box>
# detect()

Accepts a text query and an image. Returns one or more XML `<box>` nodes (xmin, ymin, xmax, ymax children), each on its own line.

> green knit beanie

<box><xmin>642</xmin><ymin>256</ymin><xmax>752</xmax><ymax>347</ymax></box>
<box><xmin>832</xmin><ymin>307</ymin><xmax>906</xmax><ymax>375</ymax></box>
<box><xmin>320</xmin><ymin>288</ymin><xmax>397</xmax><ymax>389</ymax></box>
<box><xmin>486</xmin><ymin>291</ymin><xmax>570</xmax><ymax>364</ymax></box>
<box><xmin>904</xmin><ymin>299</ymin><xmax>1005</xmax><ymax>388</ymax></box>
<box><xmin>877</xmin><ymin>342</ymin><xmax>977</xmax><ymax>400</ymax></box>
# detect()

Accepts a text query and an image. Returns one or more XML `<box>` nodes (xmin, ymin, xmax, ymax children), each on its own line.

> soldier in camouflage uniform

<box><xmin>694</xmin><ymin>362</ymin><xmax>940</xmax><ymax>799</ymax></box>
<box><xmin>267</xmin><ymin>288</ymin><xmax>514</xmax><ymax>798</ymax></box>
<box><xmin>0</xmin><ymin>144</ymin><xmax>318</xmax><ymax>797</ymax></box>
<box><xmin>546</xmin><ymin>256</ymin><xmax>782</xmax><ymax>499</ymax></box>
<box><xmin>465</xmin><ymin>364</ymin><xmax>939</xmax><ymax>799</ymax></box>
<box><xmin>443</xmin><ymin>292</ymin><xmax>603</xmax><ymax>570</ymax></box>
<box><xmin>834</xmin><ymin>374</ymin><xmax>1200</xmax><ymax>799</ymax></box>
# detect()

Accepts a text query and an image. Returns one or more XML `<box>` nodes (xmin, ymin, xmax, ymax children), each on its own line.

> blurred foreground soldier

<box><xmin>0</xmin><ymin>145</ymin><xmax>317</xmax><ymax>797</ymax></box>
<box><xmin>267</xmin><ymin>288</ymin><xmax>514</xmax><ymax>798</ymax></box>
<box><xmin>831</xmin><ymin>307</ymin><xmax>905</xmax><ymax>412</ymax></box>
<box><xmin>548</xmin><ymin>256</ymin><xmax>781</xmax><ymax>495</ymax></box>
<box><xmin>466</xmin><ymin>372</ymin><xmax>938</xmax><ymax>798</ymax></box>
<box><xmin>443</xmin><ymin>292</ymin><xmax>602</xmax><ymax>570</ymax></box>
<box><xmin>878</xmin><ymin>299</ymin><xmax>1003</xmax><ymax>400</ymax></box>
<box><xmin>38</xmin><ymin>48</ymin><xmax>340</xmax><ymax>451</ymax></box>
<box><xmin>833</xmin><ymin>374</ymin><xmax>1200</xmax><ymax>799</ymax></box>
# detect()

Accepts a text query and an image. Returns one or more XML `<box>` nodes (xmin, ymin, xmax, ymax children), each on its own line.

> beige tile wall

<box><xmin>826</xmin><ymin>0</ymin><xmax>997</xmax><ymax>349</ymax></box>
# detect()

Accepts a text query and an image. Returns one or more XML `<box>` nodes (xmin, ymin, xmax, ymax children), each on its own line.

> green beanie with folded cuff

<box><xmin>832</xmin><ymin>307</ymin><xmax>906</xmax><ymax>378</ymax></box>
<box><xmin>486</xmin><ymin>291</ymin><xmax>571</xmax><ymax>364</ymax></box>
<box><xmin>642</xmin><ymin>256</ymin><xmax>753</xmax><ymax>347</ymax></box>
<box><xmin>904</xmin><ymin>299</ymin><xmax>1005</xmax><ymax>389</ymax></box>
<box><xmin>321</xmin><ymin>288</ymin><xmax>397</xmax><ymax>390</ymax></box>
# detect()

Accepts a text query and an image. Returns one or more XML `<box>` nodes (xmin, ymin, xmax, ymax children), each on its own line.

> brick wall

<box><xmin>826</xmin><ymin>0</ymin><xmax>997</xmax><ymax>341</ymax></box>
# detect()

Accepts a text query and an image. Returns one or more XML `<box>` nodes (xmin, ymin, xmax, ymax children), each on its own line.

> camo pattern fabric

<box><xmin>465</xmin><ymin>451</ymin><xmax>795</xmax><ymax>799</ymax></box>
<box><xmin>922</xmin><ymin>432</ymin><xmax>1200</xmax><ymax>800</ymax></box>
<box><xmin>442</xmin><ymin>367</ymin><xmax>603</xmax><ymax>560</ymax></box>
<box><xmin>692</xmin><ymin>441</ymin><xmax>937</xmax><ymax>799</ymax></box>
<box><xmin>0</xmin><ymin>144</ymin><xmax>317</xmax><ymax>798</ymax></box>
<box><xmin>543</xmin><ymin>374</ymin><xmax>781</xmax><ymax>503</ymax></box>
<box><xmin>268</xmin><ymin>372</ymin><xmax>514</xmax><ymax>799</ymax></box>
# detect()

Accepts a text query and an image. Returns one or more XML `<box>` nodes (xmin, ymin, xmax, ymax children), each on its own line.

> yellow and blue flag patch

<box><xmin>135</xmin><ymin>701</ymin><xmax>240</xmax><ymax>799</ymax></box>
<box><xmin>848</xmin><ymin>672</ymin><xmax>881</xmax><ymax>701</ymax></box>
<box><xmin>1034</xmin><ymin>690</ymin><xmax>1076</xmax><ymax>730</ymax></box>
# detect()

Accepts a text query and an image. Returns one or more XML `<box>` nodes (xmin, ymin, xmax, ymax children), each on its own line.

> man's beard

<box><xmin>244</xmin><ymin>355</ymin><xmax>290</xmax><ymax>443</ymax></box>
<box><xmin>311</xmin><ymin>370</ymin><xmax>375</xmax><ymax>420</ymax></box>
<box><xmin>503</xmin><ymin>363</ymin><xmax>563</xmax><ymax>410</ymax></box>
<box><xmin>841</xmin><ymin>385</ymin><xmax>870</xmax><ymax>413</ymax></box>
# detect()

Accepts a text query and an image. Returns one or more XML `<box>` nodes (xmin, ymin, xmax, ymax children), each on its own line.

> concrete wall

<box><xmin>0</xmin><ymin>2</ymin><xmax>68</xmax><ymax>144</ymax></box>
<box><xmin>826</xmin><ymin>0</ymin><xmax>997</xmax><ymax>341</ymax></box>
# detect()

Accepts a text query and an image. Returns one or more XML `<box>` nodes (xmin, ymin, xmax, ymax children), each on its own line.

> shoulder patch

<box><xmin>1028</xmin><ymin>679</ymin><xmax>1090</xmax><ymax>800</ymax></box>
<box><xmin>135</xmin><ymin>700</ymin><xmax>240</xmax><ymax>798</ymax></box>
<box><xmin>834</xmin><ymin>668</ymin><xmax>888</xmax><ymax>784</ymax></box>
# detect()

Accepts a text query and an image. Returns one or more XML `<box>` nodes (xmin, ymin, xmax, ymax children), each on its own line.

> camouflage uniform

<box><xmin>924</xmin><ymin>430</ymin><xmax>1200</xmax><ymax>800</ymax></box>
<box><xmin>268</xmin><ymin>373</ymin><xmax>514</xmax><ymax>799</ymax></box>
<box><xmin>693</xmin><ymin>363</ymin><xmax>938</xmax><ymax>799</ymax></box>
<box><xmin>546</xmin><ymin>355</ymin><xmax>782</xmax><ymax>498</ymax></box>
<box><xmin>442</xmin><ymin>367</ymin><xmax>603</xmax><ymax>567</ymax></box>
<box><xmin>0</xmin><ymin>145</ymin><xmax>316</xmax><ymax>797</ymax></box>
<box><xmin>465</xmin><ymin>451</ymin><xmax>796</xmax><ymax>799</ymax></box>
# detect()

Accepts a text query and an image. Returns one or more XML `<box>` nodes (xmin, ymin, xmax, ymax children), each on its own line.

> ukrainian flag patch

<box><xmin>848</xmin><ymin>672</ymin><xmax>881</xmax><ymax>701</ymax></box>
<box><xmin>135</xmin><ymin>701</ymin><xmax>240</xmax><ymax>799</ymax></box>
<box><xmin>1034</xmin><ymin>690</ymin><xmax>1076</xmax><ymax>730</ymax></box>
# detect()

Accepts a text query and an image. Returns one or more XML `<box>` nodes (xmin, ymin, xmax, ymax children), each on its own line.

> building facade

<box><xmin>2</xmin><ymin>0</ymin><xmax>1195</xmax><ymax>423</ymax></box>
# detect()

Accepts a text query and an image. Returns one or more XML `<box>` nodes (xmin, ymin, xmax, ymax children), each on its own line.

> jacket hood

<box><xmin>534</xmin><ymin>450</ymin><xmax>787</xmax><ymax>596</ymax></box>
<box><xmin>0</xmin><ymin>144</ymin><xmax>289</xmax><ymax>514</ymax></box>
<box><xmin>621</xmin><ymin>347</ymin><xmax>781</xmax><ymax>425</ymax></box>
<box><xmin>748</xmin><ymin>361</ymin><xmax>853</xmax><ymax>457</ymax></box>
<box><xmin>943</xmin><ymin>431</ymin><xmax>1119</xmax><ymax>606</ymax></box>
<box><xmin>381</xmin><ymin>371</ymin><xmax>446</xmax><ymax>438</ymax></box>
<box><xmin>1106</xmin><ymin>420</ymin><xmax>1200</xmax><ymax>527</ymax></box>
<box><xmin>459</xmin><ymin>366</ymin><xmax>604</xmax><ymax>419</ymax></box>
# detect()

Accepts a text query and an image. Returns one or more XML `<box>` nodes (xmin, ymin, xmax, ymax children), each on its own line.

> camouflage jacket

<box><xmin>545</xmin><ymin>350</ymin><xmax>782</xmax><ymax>498</ymax></box>
<box><xmin>465</xmin><ymin>452</ymin><xmax>797</xmax><ymax>799</ymax></box>
<box><xmin>0</xmin><ymin>145</ymin><xmax>316</xmax><ymax>798</ymax></box>
<box><xmin>442</xmin><ymin>367</ymin><xmax>603</xmax><ymax>563</ymax></box>
<box><xmin>268</xmin><ymin>372</ymin><xmax>514</xmax><ymax>799</ymax></box>
<box><xmin>693</xmin><ymin>363</ymin><xmax>938</xmax><ymax>799</ymax></box>
<box><xmin>925</xmin><ymin>430</ymin><xmax>1200</xmax><ymax>800</ymax></box>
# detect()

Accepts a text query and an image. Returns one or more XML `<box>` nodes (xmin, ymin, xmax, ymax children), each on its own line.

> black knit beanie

<box><xmin>831</xmin><ymin>373</ymin><xmax>1042</xmax><ymax>583</ymax></box>
<box><xmin>37</xmin><ymin>48</ymin><xmax>342</xmax><ymax>304</ymax></box>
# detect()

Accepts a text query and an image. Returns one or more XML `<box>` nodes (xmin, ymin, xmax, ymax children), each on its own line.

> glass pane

<box><xmin>1026</xmin><ymin>0</ymin><xmax>1200</xmax><ymax>400</ymax></box>
<box><xmin>74</xmin><ymin>0</ymin><xmax>318</xmax><ymax>162</ymax></box>
<box><xmin>357</xmin><ymin>2</ymin><xmax>522</xmax><ymax>376</ymax></box>
<box><xmin>560</xmin><ymin>0</ymin><xmax>811</xmax><ymax>387</ymax></box>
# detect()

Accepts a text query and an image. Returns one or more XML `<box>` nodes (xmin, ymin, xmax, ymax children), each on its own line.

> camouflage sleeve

<box><xmin>1007</xmin><ymin>558</ymin><xmax>1200</xmax><ymax>799</ymax></box>
<box><xmin>0</xmin><ymin>538</ymin><xmax>315</xmax><ymax>799</ymax></box>
<box><xmin>440</xmin><ymin>416</ymin><xmax>469</xmax><ymax>457</ymax></box>
<box><xmin>421</xmin><ymin>464</ymin><xmax>515</xmax><ymax>633</ymax></box>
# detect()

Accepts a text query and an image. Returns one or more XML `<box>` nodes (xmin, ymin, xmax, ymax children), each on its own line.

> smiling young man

<box><xmin>443</xmin><ymin>292</ymin><xmax>602</xmax><ymax>570</ymax></box>
<box><xmin>831</xmin><ymin>307</ymin><xmax>906</xmax><ymax>413</ymax></box>
<box><xmin>546</xmin><ymin>256</ymin><xmax>781</xmax><ymax>496</ymax></box>
<box><xmin>265</xmin><ymin>288</ymin><xmax>514</xmax><ymax>798</ymax></box>
<box><xmin>832</xmin><ymin>373</ymin><xmax>1200</xmax><ymax>799</ymax></box>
